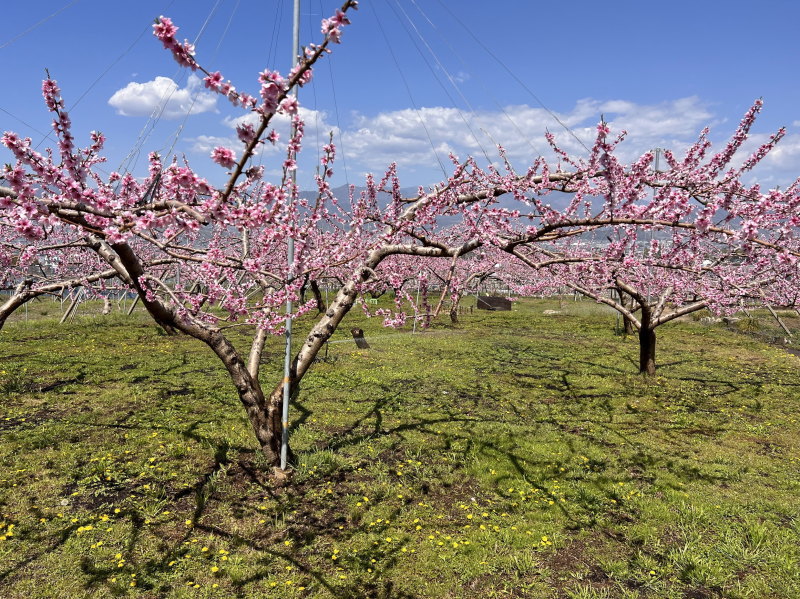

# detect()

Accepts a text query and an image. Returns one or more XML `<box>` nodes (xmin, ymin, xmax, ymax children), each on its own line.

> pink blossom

<box><xmin>289</xmin><ymin>63</ymin><xmax>313</xmax><ymax>87</ymax></box>
<box><xmin>152</xmin><ymin>16</ymin><xmax>198</xmax><ymax>70</ymax></box>
<box><xmin>280</xmin><ymin>97</ymin><xmax>299</xmax><ymax>114</ymax></box>
<box><xmin>236</xmin><ymin>123</ymin><xmax>257</xmax><ymax>145</ymax></box>
<box><xmin>152</xmin><ymin>16</ymin><xmax>178</xmax><ymax>41</ymax></box>
<box><xmin>211</xmin><ymin>147</ymin><xmax>236</xmax><ymax>169</ymax></box>
<box><xmin>203</xmin><ymin>71</ymin><xmax>223</xmax><ymax>91</ymax></box>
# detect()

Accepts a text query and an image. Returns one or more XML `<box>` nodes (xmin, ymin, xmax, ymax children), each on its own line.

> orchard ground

<box><xmin>1</xmin><ymin>297</ymin><xmax>799</xmax><ymax>598</ymax></box>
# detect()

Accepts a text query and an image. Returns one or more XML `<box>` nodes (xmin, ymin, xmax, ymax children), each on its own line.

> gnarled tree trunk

<box><xmin>638</xmin><ymin>308</ymin><xmax>656</xmax><ymax>375</ymax></box>
<box><xmin>449</xmin><ymin>291</ymin><xmax>464</xmax><ymax>323</ymax></box>
<box><xmin>206</xmin><ymin>331</ymin><xmax>284</xmax><ymax>464</ymax></box>
<box><xmin>639</xmin><ymin>327</ymin><xmax>656</xmax><ymax>375</ymax></box>
<box><xmin>310</xmin><ymin>279</ymin><xmax>325</xmax><ymax>314</ymax></box>
<box><xmin>617</xmin><ymin>288</ymin><xmax>636</xmax><ymax>336</ymax></box>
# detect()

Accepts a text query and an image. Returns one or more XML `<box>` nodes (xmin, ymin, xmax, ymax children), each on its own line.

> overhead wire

<box><xmin>254</xmin><ymin>0</ymin><xmax>289</xmax><ymax>173</ymax></box>
<box><xmin>67</xmin><ymin>12</ymin><xmax>162</xmax><ymax>114</ymax></box>
<box><xmin>117</xmin><ymin>0</ymin><xmax>222</xmax><ymax>176</ymax></box>
<box><xmin>431</xmin><ymin>0</ymin><xmax>590</xmax><ymax>153</ymax></box>
<box><xmin>0</xmin><ymin>106</ymin><xmax>50</xmax><ymax>139</ymax></box>
<box><xmin>7</xmin><ymin>1</ymin><xmax>587</xmax><ymax>190</ymax></box>
<box><xmin>152</xmin><ymin>0</ymin><xmax>224</xmax><ymax>157</ymax></box>
<box><xmin>324</xmin><ymin>53</ymin><xmax>350</xmax><ymax>186</ymax></box>
<box><xmin>319</xmin><ymin>0</ymin><xmax>350</xmax><ymax>186</ymax></box>
<box><xmin>26</xmin><ymin>0</ymin><xmax>177</xmax><ymax>156</ymax></box>
<box><xmin>407</xmin><ymin>0</ymin><xmax>543</xmax><ymax>159</ymax></box>
<box><xmin>116</xmin><ymin>66</ymin><xmax>187</xmax><ymax>175</ymax></box>
<box><xmin>387</xmin><ymin>0</ymin><xmax>493</xmax><ymax>167</ymax></box>
<box><xmin>161</xmin><ymin>0</ymin><xmax>237</xmax><ymax>160</ymax></box>
<box><xmin>0</xmin><ymin>0</ymin><xmax>81</xmax><ymax>51</ymax></box>
<box><xmin>266</xmin><ymin>0</ymin><xmax>285</xmax><ymax>71</ymax></box>
<box><xmin>306</xmin><ymin>4</ymin><xmax>322</xmax><ymax>171</ymax></box>
<box><xmin>366</xmin><ymin>1</ymin><xmax>449</xmax><ymax>180</ymax></box>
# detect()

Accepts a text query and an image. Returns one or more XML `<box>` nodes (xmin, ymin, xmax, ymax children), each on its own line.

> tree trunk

<box><xmin>449</xmin><ymin>292</ymin><xmax>462</xmax><ymax>323</ymax></box>
<box><xmin>449</xmin><ymin>304</ymin><xmax>459</xmax><ymax>323</ymax></box>
<box><xmin>639</xmin><ymin>326</ymin><xmax>656</xmax><ymax>375</ymax></box>
<box><xmin>616</xmin><ymin>286</ymin><xmax>636</xmax><ymax>336</ymax></box>
<box><xmin>310</xmin><ymin>279</ymin><xmax>325</xmax><ymax>313</ymax></box>
<box><xmin>624</xmin><ymin>314</ymin><xmax>636</xmax><ymax>336</ymax></box>
<box><xmin>0</xmin><ymin>292</ymin><xmax>28</xmax><ymax>331</ymax></box>
<box><xmin>299</xmin><ymin>274</ymin><xmax>309</xmax><ymax>304</ymax></box>
<box><xmin>205</xmin><ymin>331</ymin><xmax>284</xmax><ymax>465</ymax></box>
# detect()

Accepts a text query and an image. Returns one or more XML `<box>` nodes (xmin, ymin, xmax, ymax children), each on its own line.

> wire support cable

<box><xmin>117</xmin><ymin>0</ymin><xmax>222</xmax><ymax>176</ymax></box>
<box><xmin>161</xmin><ymin>0</ymin><xmax>238</xmax><ymax>161</ymax></box>
<box><xmin>388</xmin><ymin>0</ymin><xmax>494</xmax><ymax>167</ymax></box>
<box><xmin>431</xmin><ymin>0</ymin><xmax>589</xmax><ymax>153</ymax></box>
<box><xmin>367</xmin><ymin>1</ymin><xmax>449</xmax><ymax>180</ymax></box>
<box><xmin>0</xmin><ymin>0</ymin><xmax>81</xmax><ymax>50</ymax></box>
<box><xmin>407</xmin><ymin>0</ymin><xmax>544</xmax><ymax>159</ymax></box>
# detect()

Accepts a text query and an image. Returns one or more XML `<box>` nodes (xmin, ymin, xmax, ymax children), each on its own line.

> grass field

<box><xmin>1</xmin><ymin>297</ymin><xmax>799</xmax><ymax>598</ymax></box>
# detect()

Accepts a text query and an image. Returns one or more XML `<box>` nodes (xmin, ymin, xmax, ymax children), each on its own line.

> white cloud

<box><xmin>108</xmin><ymin>75</ymin><xmax>217</xmax><ymax>119</ymax></box>
<box><xmin>186</xmin><ymin>107</ymin><xmax>339</xmax><ymax>177</ymax></box>
<box><xmin>188</xmin><ymin>134</ymin><xmax>235</xmax><ymax>154</ymax></box>
<box><xmin>222</xmin><ymin>106</ymin><xmax>338</xmax><ymax>140</ymax></box>
<box><xmin>189</xmin><ymin>107</ymin><xmax>338</xmax><ymax>154</ymax></box>
<box><xmin>180</xmin><ymin>96</ymin><xmax>796</xmax><ymax>187</ymax></box>
<box><xmin>752</xmin><ymin>132</ymin><xmax>800</xmax><ymax>172</ymax></box>
<box><xmin>599</xmin><ymin>96</ymin><xmax>715</xmax><ymax>139</ymax></box>
<box><xmin>338</xmin><ymin>98</ymin><xmax>716</xmax><ymax>174</ymax></box>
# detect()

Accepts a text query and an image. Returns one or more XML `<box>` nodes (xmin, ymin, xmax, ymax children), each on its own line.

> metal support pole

<box><xmin>280</xmin><ymin>0</ymin><xmax>301</xmax><ymax>472</ymax></box>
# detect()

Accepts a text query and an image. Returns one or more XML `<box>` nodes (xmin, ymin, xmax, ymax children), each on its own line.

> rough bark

<box><xmin>639</xmin><ymin>327</ymin><xmax>656</xmax><ymax>375</ymax></box>
<box><xmin>99</xmin><ymin>233</ymin><xmax>477</xmax><ymax>469</ymax></box>
<box><xmin>0</xmin><ymin>285</ymin><xmax>30</xmax><ymax>331</ymax></box>
<box><xmin>623</xmin><ymin>314</ymin><xmax>636</xmax><ymax>336</ymax></box>
<box><xmin>104</xmin><ymin>240</ymin><xmax>283</xmax><ymax>462</ymax></box>
<box><xmin>432</xmin><ymin>253</ymin><xmax>460</xmax><ymax>319</ymax></box>
<box><xmin>299</xmin><ymin>274</ymin><xmax>309</xmax><ymax>304</ymax></box>
<box><xmin>449</xmin><ymin>291</ymin><xmax>462</xmax><ymax>323</ymax></box>
<box><xmin>617</xmin><ymin>289</ymin><xmax>637</xmax><ymax>336</ymax></box>
<box><xmin>205</xmin><ymin>330</ymin><xmax>280</xmax><ymax>463</ymax></box>
<box><xmin>177</xmin><ymin>324</ymin><xmax>282</xmax><ymax>464</ymax></box>
<box><xmin>310</xmin><ymin>279</ymin><xmax>325</xmax><ymax>313</ymax></box>
<box><xmin>639</xmin><ymin>309</ymin><xmax>657</xmax><ymax>375</ymax></box>
<box><xmin>247</xmin><ymin>328</ymin><xmax>269</xmax><ymax>379</ymax></box>
<box><xmin>108</xmin><ymin>241</ymin><xmax>178</xmax><ymax>335</ymax></box>
<box><xmin>263</xmin><ymin>243</ymin><xmax>481</xmax><ymax>465</ymax></box>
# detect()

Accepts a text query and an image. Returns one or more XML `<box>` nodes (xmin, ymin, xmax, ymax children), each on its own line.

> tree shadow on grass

<box><xmin>74</xmin><ymin>439</ymin><xmax>416</xmax><ymax>597</ymax></box>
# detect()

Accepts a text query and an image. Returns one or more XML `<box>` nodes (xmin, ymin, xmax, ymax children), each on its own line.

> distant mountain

<box><xmin>299</xmin><ymin>183</ymin><xmax>577</xmax><ymax>230</ymax></box>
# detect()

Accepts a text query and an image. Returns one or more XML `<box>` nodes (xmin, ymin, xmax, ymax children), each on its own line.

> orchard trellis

<box><xmin>2</xmin><ymin>1</ymin><xmax>799</xmax><ymax>470</ymax></box>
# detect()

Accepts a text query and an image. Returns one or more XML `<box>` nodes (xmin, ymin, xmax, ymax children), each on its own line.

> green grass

<box><xmin>1</xmin><ymin>297</ymin><xmax>799</xmax><ymax>598</ymax></box>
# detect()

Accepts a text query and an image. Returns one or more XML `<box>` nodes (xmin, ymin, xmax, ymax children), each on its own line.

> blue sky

<box><xmin>2</xmin><ymin>0</ymin><xmax>798</xmax><ymax>190</ymax></box>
